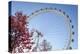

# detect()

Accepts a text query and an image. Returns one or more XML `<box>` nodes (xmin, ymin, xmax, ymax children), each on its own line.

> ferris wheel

<box><xmin>27</xmin><ymin>7</ymin><xmax>75</xmax><ymax>50</ymax></box>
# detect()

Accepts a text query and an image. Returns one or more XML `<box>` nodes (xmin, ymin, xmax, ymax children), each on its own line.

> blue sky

<box><xmin>10</xmin><ymin>1</ymin><xmax>78</xmax><ymax>50</ymax></box>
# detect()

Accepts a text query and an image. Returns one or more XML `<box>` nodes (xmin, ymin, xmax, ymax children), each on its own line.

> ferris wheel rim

<box><xmin>27</xmin><ymin>7</ymin><xmax>74</xmax><ymax>50</ymax></box>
